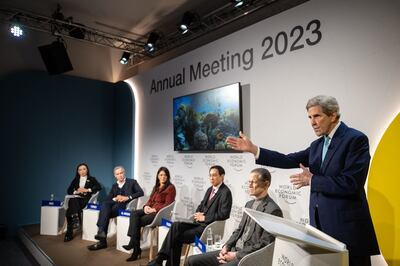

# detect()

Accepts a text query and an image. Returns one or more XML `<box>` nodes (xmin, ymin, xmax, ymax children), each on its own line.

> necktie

<box><xmin>321</xmin><ymin>136</ymin><xmax>331</xmax><ymax>164</ymax></box>
<box><xmin>209</xmin><ymin>188</ymin><xmax>216</xmax><ymax>200</ymax></box>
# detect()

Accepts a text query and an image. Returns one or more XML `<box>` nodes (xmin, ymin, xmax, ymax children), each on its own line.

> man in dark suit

<box><xmin>186</xmin><ymin>168</ymin><xmax>282</xmax><ymax>266</ymax></box>
<box><xmin>148</xmin><ymin>165</ymin><xmax>233</xmax><ymax>266</ymax></box>
<box><xmin>87</xmin><ymin>165</ymin><xmax>144</xmax><ymax>251</ymax></box>
<box><xmin>227</xmin><ymin>95</ymin><xmax>379</xmax><ymax>266</ymax></box>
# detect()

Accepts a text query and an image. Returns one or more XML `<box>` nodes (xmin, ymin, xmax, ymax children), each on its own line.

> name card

<box><xmin>87</xmin><ymin>203</ymin><xmax>100</xmax><ymax>210</ymax></box>
<box><xmin>195</xmin><ymin>236</ymin><xmax>206</xmax><ymax>253</ymax></box>
<box><xmin>42</xmin><ymin>200</ymin><xmax>62</xmax><ymax>207</ymax></box>
<box><xmin>118</xmin><ymin>209</ymin><xmax>131</xmax><ymax>217</ymax></box>
<box><xmin>161</xmin><ymin>218</ymin><xmax>173</xmax><ymax>228</ymax></box>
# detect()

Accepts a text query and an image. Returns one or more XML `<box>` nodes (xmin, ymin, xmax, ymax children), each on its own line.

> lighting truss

<box><xmin>0</xmin><ymin>0</ymin><xmax>281</xmax><ymax>67</ymax></box>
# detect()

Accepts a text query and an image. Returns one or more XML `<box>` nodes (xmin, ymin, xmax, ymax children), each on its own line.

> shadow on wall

<box><xmin>0</xmin><ymin>70</ymin><xmax>133</xmax><ymax>235</ymax></box>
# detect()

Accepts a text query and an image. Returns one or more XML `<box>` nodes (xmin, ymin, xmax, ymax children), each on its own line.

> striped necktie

<box><xmin>209</xmin><ymin>188</ymin><xmax>216</xmax><ymax>200</ymax></box>
<box><xmin>321</xmin><ymin>136</ymin><xmax>331</xmax><ymax>164</ymax></box>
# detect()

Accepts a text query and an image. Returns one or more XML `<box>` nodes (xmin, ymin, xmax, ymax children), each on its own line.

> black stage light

<box><xmin>144</xmin><ymin>32</ymin><xmax>160</xmax><ymax>53</ymax></box>
<box><xmin>69</xmin><ymin>23</ymin><xmax>86</xmax><ymax>39</ymax></box>
<box><xmin>120</xmin><ymin>51</ymin><xmax>131</xmax><ymax>64</ymax></box>
<box><xmin>38</xmin><ymin>40</ymin><xmax>73</xmax><ymax>75</ymax></box>
<box><xmin>178</xmin><ymin>12</ymin><xmax>197</xmax><ymax>34</ymax></box>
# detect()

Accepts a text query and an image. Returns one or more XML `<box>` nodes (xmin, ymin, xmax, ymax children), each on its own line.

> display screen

<box><xmin>173</xmin><ymin>82</ymin><xmax>242</xmax><ymax>151</ymax></box>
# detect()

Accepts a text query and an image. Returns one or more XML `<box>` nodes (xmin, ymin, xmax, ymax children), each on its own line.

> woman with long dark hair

<box><xmin>64</xmin><ymin>163</ymin><xmax>101</xmax><ymax>242</ymax></box>
<box><xmin>124</xmin><ymin>166</ymin><xmax>176</xmax><ymax>261</ymax></box>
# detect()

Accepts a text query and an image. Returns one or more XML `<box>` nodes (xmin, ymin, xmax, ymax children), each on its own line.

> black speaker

<box><xmin>38</xmin><ymin>41</ymin><xmax>73</xmax><ymax>75</ymax></box>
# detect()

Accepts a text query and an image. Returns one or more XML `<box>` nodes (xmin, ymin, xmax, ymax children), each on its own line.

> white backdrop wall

<box><xmin>126</xmin><ymin>0</ymin><xmax>400</xmax><ymax>240</ymax></box>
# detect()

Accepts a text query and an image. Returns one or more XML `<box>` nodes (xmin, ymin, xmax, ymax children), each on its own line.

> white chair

<box><xmin>183</xmin><ymin>220</ymin><xmax>226</xmax><ymax>265</ymax></box>
<box><xmin>125</xmin><ymin>198</ymin><xmax>138</xmax><ymax>211</ymax></box>
<box><xmin>60</xmin><ymin>191</ymin><xmax>100</xmax><ymax>234</ymax></box>
<box><xmin>143</xmin><ymin>201</ymin><xmax>175</xmax><ymax>260</ymax></box>
<box><xmin>238</xmin><ymin>242</ymin><xmax>274</xmax><ymax>266</ymax></box>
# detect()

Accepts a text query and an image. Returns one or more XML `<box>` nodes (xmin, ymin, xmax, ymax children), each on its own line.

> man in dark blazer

<box><xmin>186</xmin><ymin>168</ymin><xmax>282</xmax><ymax>266</ymax></box>
<box><xmin>227</xmin><ymin>95</ymin><xmax>379</xmax><ymax>266</ymax></box>
<box><xmin>88</xmin><ymin>165</ymin><xmax>144</xmax><ymax>251</ymax></box>
<box><xmin>148</xmin><ymin>165</ymin><xmax>233</xmax><ymax>266</ymax></box>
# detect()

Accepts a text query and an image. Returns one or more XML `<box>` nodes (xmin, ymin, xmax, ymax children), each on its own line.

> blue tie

<box><xmin>321</xmin><ymin>136</ymin><xmax>331</xmax><ymax>164</ymax></box>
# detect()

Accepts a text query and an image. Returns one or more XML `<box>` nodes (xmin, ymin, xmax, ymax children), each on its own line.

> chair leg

<box><xmin>182</xmin><ymin>244</ymin><xmax>191</xmax><ymax>266</ymax></box>
<box><xmin>58</xmin><ymin>218</ymin><xmax>68</xmax><ymax>235</ymax></box>
<box><xmin>149</xmin><ymin>227</ymin><xmax>155</xmax><ymax>260</ymax></box>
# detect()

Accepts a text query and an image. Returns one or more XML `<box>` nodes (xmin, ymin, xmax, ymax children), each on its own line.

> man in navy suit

<box><xmin>227</xmin><ymin>95</ymin><xmax>379</xmax><ymax>266</ymax></box>
<box><xmin>88</xmin><ymin>165</ymin><xmax>144</xmax><ymax>251</ymax></box>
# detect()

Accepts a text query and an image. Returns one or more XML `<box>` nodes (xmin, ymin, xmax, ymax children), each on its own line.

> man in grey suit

<box><xmin>186</xmin><ymin>168</ymin><xmax>282</xmax><ymax>266</ymax></box>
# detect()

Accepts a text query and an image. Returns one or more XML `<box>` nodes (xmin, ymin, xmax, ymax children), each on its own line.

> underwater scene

<box><xmin>173</xmin><ymin>83</ymin><xmax>242</xmax><ymax>151</ymax></box>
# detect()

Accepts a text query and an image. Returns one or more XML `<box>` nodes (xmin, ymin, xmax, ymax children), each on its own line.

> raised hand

<box><xmin>289</xmin><ymin>163</ymin><xmax>313</xmax><ymax>189</ymax></box>
<box><xmin>226</xmin><ymin>131</ymin><xmax>258</xmax><ymax>155</ymax></box>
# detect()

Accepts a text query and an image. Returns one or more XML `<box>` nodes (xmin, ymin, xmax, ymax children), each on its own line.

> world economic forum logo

<box><xmin>274</xmin><ymin>184</ymin><xmax>302</xmax><ymax>204</ymax></box>
<box><xmin>164</xmin><ymin>154</ymin><xmax>176</xmax><ymax>168</ymax></box>
<box><xmin>150</xmin><ymin>154</ymin><xmax>160</xmax><ymax>167</ymax></box>
<box><xmin>192</xmin><ymin>176</ymin><xmax>206</xmax><ymax>191</ymax></box>
<box><xmin>277</xmin><ymin>254</ymin><xmax>294</xmax><ymax>266</ymax></box>
<box><xmin>227</xmin><ymin>155</ymin><xmax>246</xmax><ymax>172</ymax></box>
<box><xmin>202</xmin><ymin>155</ymin><xmax>219</xmax><ymax>167</ymax></box>
<box><xmin>182</xmin><ymin>154</ymin><xmax>195</xmax><ymax>168</ymax></box>
<box><xmin>172</xmin><ymin>174</ymin><xmax>185</xmax><ymax>188</ymax></box>
<box><xmin>143</xmin><ymin>172</ymin><xmax>152</xmax><ymax>184</ymax></box>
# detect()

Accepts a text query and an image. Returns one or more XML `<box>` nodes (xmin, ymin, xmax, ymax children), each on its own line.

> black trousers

<box><xmin>127</xmin><ymin>209</ymin><xmax>156</xmax><ymax>248</ymax></box>
<box><xmin>96</xmin><ymin>200</ymin><xmax>126</xmax><ymax>234</ymax></box>
<box><xmin>186</xmin><ymin>250</ymin><xmax>239</xmax><ymax>266</ymax></box>
<box><xmin>159</xmin><ymin>222</ymin><xmax>206</xmax><ymax>266</ymax></box>
<box><xmin>66</xmin><ymin>198</ymin><xmax>85</xmax><ymax>218</ymax></box>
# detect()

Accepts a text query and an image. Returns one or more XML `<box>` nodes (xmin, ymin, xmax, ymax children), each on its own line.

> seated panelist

<box><xmin>88</xmin><ymin>165</ymin><xmax>144</xmax><ymax>251</ymax></box>
<box><xmin>123</xmin><ymin>166</ymin><xmax>176</xmax><ymax>261</ymax></box>
<box><xmin>64</xmin><ymin>163</ymin><xmax>101</xmax><ymax>242</ymax></box>
<box><xmin>186</xmin><ymin>168</ymin><xmax>283</xmax><ymax>266</ymax></box>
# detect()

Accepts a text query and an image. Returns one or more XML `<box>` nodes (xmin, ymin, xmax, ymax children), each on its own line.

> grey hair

<box><xmin>306</xmin><ymin>95</ymin><xmax>341</xmax><ymax>119</ymax></box>
<box><xmin>113</xmin><ymin>165</ymin><xmax>125</xmax><ymax>173</ymax></box>
<box><xmin>251</xmin><ymin>168</ymin><xmax>271</xmax><ymax>183</ymax></box>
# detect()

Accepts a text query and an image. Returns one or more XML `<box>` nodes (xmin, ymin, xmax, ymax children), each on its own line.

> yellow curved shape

<box><xmin>368</xmin><ymin>112</ymin><xmax>400</xmax><ymax>265</ymax></box>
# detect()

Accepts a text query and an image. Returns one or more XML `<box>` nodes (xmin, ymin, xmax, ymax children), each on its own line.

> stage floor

<box><xmin>23</xmin><ymin>224</ymin><xmax>152</xmax><ymax>266</ymax></box>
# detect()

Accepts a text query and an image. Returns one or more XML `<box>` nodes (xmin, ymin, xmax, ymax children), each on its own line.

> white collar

<box><xmin>327</xmin><ymin>121</ymin><xmax>341</xmax><ymax>139</ymax></box>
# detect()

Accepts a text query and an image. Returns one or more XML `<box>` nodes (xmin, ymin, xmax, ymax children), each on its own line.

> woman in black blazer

<box><xmin>64</xmin><ymin>163</ymin><xmax>101</xmax><ymax>242</ymax></box>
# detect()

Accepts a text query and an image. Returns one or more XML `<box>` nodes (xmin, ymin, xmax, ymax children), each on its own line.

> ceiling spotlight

<box><xmin>178</xmin><ymin>12</ymin><xmax>197</xmax><ymax>34</ymax></box>
<box><xmin>231</xmin><ymin>0</ymin><xmax>247</xmax><ymax>7</ymax></box>
<box><xmin>10</xmin><ymin>25</ymin><xmax>23</xmax><ymax>37</ymax></box>
<box><xmin>120</xmin><ymin>51</ymin><xmax>131</xmax><ymax>64</ymax></box>
<box><xmin>144</xmin><ymin>32</ymin><xmax>160</xmax><ymax>53</ymax></box>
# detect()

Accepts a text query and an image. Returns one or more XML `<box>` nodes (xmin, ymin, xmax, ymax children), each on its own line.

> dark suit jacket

<box><xmin>257</xmin><ymin>122</ymin><xmax>379</xmax><ymax>256</ymax></box>
<box><xmin>67</xmin><ymin>176</ymin><xmax>101</xmax><ymax>206</ymax></box>
<box><xmin>145</xmin><ymin>184</ymin><xmax>176</xmax><ymax>212</ymax></box>
<box><xmin>196</xmin><ymin>182</ymin><xmax>232</xmax><ymax>225</ymax></box>
<box><xmin>225</xmin><ymin>195</ymin><xmax>282</xmax><ymax>260</ymax></box>
<box><xmin>106</xmin><ymin>178</ymin><xmax>144</xmax><ymax>206</ymax></box>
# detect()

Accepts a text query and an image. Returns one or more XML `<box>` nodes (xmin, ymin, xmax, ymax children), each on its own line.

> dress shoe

<box><xmin>87</xmin><ymin>241</ymin><xmax>107</xmax><ymax>251</ymax></box>
<box><xmin>147</xmin><ymin>257</ymin><xmax>163</xmax><ymax>266</ymax></box>
<box><xmin>126</xmin><ymin>248</ymin><xmax>142</xmax><ymax>261</ymax></box>
<box><xmin>64</xmin><ymin>230</ymin><xmax>73</xmax><ymax>242</ymax></box>
<box><xmin>94</xmin><ymin>231</ymin><xmax>106</xmax><ymax>240</ymax></box>
<box><xmin>122</xmin><ymin>244</ymin><xmax>133</xmax><ymax>251</ymax></box>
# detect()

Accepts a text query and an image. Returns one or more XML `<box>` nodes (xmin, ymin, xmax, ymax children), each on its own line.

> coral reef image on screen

<box><xmin>173</xmin><ymin>83</ymin><xmax>242</xmax><ymax>151</ymax></box>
